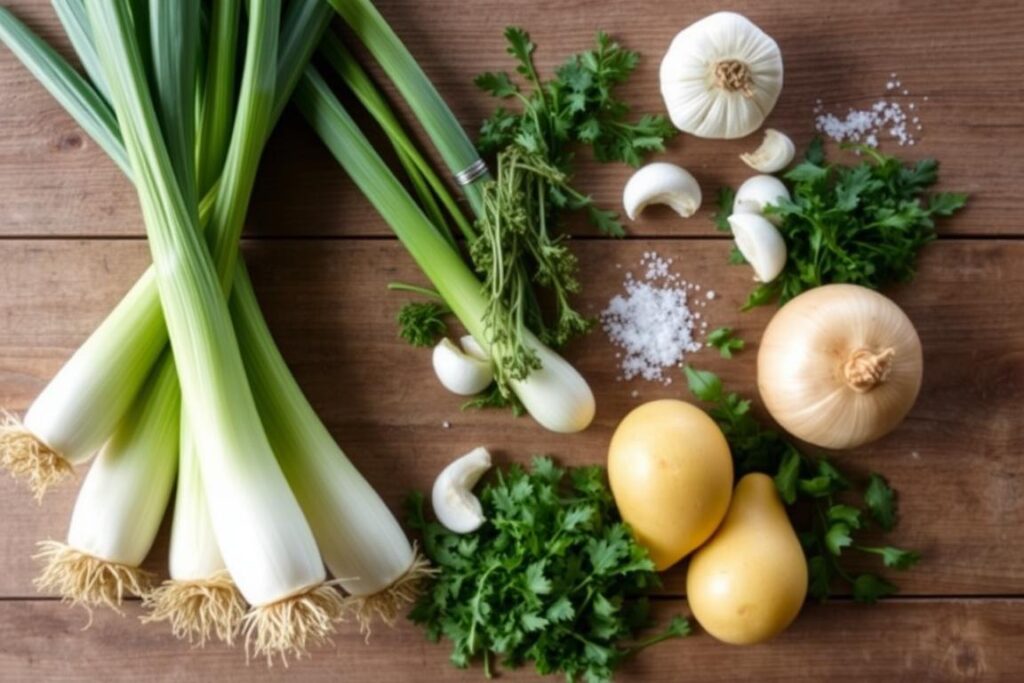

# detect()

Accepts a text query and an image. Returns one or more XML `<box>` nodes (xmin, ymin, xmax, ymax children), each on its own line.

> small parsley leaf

<box><xmin>865</xmin><ymin>473</ymin><xmax>897</xmax><ymax>531</ymax></box>
<box><xmin>396</xmin><ymin>300</ymin><xmax>450</xmax><ymax>347</ymax></box>
<box><xmin>706</xmin><ymin>326</ymin><xmax>745</xmax><ymax>358</ymax></box>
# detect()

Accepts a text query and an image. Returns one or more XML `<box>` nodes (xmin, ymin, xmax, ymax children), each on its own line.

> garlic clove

<box><xmin>510</xmin><ymin>331</ymin><xmax>596</xmax><ymax>434</ymax></box>
<box><xmin>660</xmin><ymin>12</ymin><xmax>783</xmax><ymax>139</ymax></box>
<box><xmin>432</xmin><ymin>338</ymin><xmax>494</xmax><ymax>396</ymax></box>
<box><xmin>431</xmin><ymin>447</ymin><xmax>492</xmax><ymax>534</ymax></box>
<box><xmin>623</xmin><ymin>162</ymin><xmax>702</xmax><ymax>221</ymax></box>
<box><xmin>459</xmin><ymin>335</ymin><xmax>490</xmax><ymax>362</ymax></box>
<box><xmin>728</xmin><ymin>213</ymin><xmax>787</xmax><ymax>282</ymax></box>
<box><xmin>740</xmin><ymin>129</ymin><xmax>795</xmax><ymax>173</ymax></box>
<box><xmin>733</xmin><ymin>174</ymin><xmax>791</xmax><ymax>225</ymax></box>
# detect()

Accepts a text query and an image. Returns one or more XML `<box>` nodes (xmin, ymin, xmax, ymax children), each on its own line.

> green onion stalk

<box><xmin>296</xmin><ymin>66</ymin><xmax>594</xmax><ymax>435</ymax></box>
<box><xmin>1</xmin><ymin>0</ymin><xmax>431</xmax><ymax>648</ymax></box>
<box><xmin>314</xmin><ymin>5</ymin><xmax>595</xmax><ymax>432</ymax></box>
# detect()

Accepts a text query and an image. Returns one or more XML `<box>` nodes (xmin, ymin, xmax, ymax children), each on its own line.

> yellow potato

<box><xmin>686</xmin><ymin>473</ymin><xmax>808</xmax><ymax>645</ymax></box>
<box><xmin>608</xmin><ymin>400</ymin><xmax>733</xmax><ymax>570</ymax></box>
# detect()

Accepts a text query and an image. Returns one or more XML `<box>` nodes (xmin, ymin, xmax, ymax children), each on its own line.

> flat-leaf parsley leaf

<box><xmin>408</xmin><ymin>457</ymin><xmax>688</xmax><ymax>681</ymax></box>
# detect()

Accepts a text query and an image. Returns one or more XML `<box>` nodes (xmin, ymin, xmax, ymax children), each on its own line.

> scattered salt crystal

<box><xmin>630</xmin><ymin>390</ymin><xmax>639</xmax><ymax>398</ymax></box>
<box><xmin>442</xmin><ymin>421</ymin><xmax>451</xmax><ymax>429</ymax></box>
<box><xmin>601</xmin><ymin>252</ymin><xmax>709</xmax><ymax>384</ymax></box>
<box><xmin>706</xmin><ymin>290</ymin><xmax>716</xmax><ymax>300</ymax></box>
<box><xmin>813</xmin><ymin>72</ymin><xmax>924</xmax><ymax>148</ymax></box>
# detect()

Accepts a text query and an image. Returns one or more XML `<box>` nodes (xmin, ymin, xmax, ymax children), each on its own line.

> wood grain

<box><xmin>1</xmin><ymin>1</ymin><xmax>1023</xmax><ymax>679</ymax></box>
<box><xmin>0</xmin><ymin>0</ymin><xmax>1021</xmax><ymax>237</ymax></box>
<box><xmin>0</xmin><ymin>239</ymin><xmax>1020</xmax><ymax>599</ymax></box>
<box><xmin>0</xmin><ymin>598</ymin><xmax>1020</xmax><ymax>682</ymax></box>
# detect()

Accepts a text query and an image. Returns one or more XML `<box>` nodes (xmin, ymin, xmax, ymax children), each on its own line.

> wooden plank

<box><xmin>1</xmin><ymin>0</ymin><xmax>1020</xmax><ymax>237</ymax></box>
<box><xmin>0</xmin><ymin>239</ymin><xmax>1020</xmax><ymax>598</ymax></box>
<box><xmin>0</xmin><ymin>598</ymin><xmax>1020</xmax><ymax>681</ymax></box>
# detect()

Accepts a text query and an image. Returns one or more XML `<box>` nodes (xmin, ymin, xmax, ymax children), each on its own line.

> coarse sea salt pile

<box><xmin>813</xmin><ymin>72</ymin><xmax>926</xmax><ymax>148</ymax></box>
<box><xmin>601</xmin><ymin>252</ymin><xmax>712</xmax><ymax>384</ymax></box>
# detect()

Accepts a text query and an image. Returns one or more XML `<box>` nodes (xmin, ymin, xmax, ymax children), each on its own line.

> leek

<box><xmin>85</xmin><ymin>0</ymin><xmax>337</xmax><ymax>659</ymax></box>
<box><xmin>35</xmin><ymin>352</ymin><xmax>178</xmax><ymax>610</ymax></box>
<box><xmin>143</xmin><ymin>422</ymin><xmax>245</xmax><ymax>646</ymax></box>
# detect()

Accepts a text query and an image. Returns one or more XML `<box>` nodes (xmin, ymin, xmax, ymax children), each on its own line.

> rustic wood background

<box><xmin>1</xmin><ymin>0</ymin><xmax>1022</xmax><ymax>680</ymax></box>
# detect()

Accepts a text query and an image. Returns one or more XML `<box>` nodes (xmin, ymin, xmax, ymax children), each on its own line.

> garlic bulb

<box><xmin>757</xmin><ymin>284</ymin><xmax>923</xmax><ymax>450</ymax></box>
<box><xmin>734</xmin><ymin>175</ymin><xmax>790</xmax><ymax>224</ymax></box>
<box><xmin>740</xmin><ymin>129</ymin><xmax>795</xmax><ymax>173</ymax></box>
<box><xmin>622</xmin><ymin>162</ymin><xmax>702</xmax><ymax>220</ymax></box>
<box><xmin>660</xmin><ymin>12</ymin><xmax>783</xmax><ymax>139</ymax></box>
<box><xmin>727</xmin><ymin>213</ymin><xmax>787</xmax><ymax>282</ymax></box>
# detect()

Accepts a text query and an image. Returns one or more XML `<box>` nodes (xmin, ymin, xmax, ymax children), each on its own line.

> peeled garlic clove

<box><xmin>432</xmin><ymin>447</ymin><xmax>492</xmax><ymax>534</ymax></box>
<box><xmin>740</xmin><ymin>129</ymin><xmax>795</xmax><ymax>173</ymax></box>
<box><xmin>728</xmin><ymin>213</ymin><xmax>787</xmax><ymax>283</ymax></box>
<box><xmin>734</xmin><ymin>174</ymin><xmax>791</xmax><ymax>225</ymax></box>
<box><xmin>432</xmin><ymin>338</ymin><xmax>494</xmax><ymax>395</ymax></box>
<box><xmin>459</xmin><ymin>335</ymin><xmax>490</xmax><ymax>362</ymax></box>
<box><xmin>509</xmin><ymin>331</ymin><xmax>596</xmax><ymax>434</ymax></box>
<box><xmin>623</xmin><ymin>162</ymin><xmax>702</xmax><ymax>221</ymax></box>
<box><xmin>660</xmin><ymin>12</ymin><xmax>783</xmax><ymax>139</ymax></box>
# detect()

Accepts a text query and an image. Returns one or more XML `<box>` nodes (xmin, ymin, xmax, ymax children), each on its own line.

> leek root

<box><xmin>0</xmin><ymin>414</ymin><xmax>71</xmax><ymax>499</ymax></box>
<box><xmin>143</xmin><ymin>571</ymin><xmax>246</xmax><ymax>647</ymax></box>
<box><xmin>34</xmin><ymin>541</ymin><xmax>154</xmax><ymax>612</ymax></box>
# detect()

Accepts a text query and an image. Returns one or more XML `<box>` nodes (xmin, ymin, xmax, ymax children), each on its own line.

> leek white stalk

<box><xmin>232</xmin><ymin>266</ymin><xmax>430</xmax><ymax>632</ymax></box>
<box><xmin>143</xmin><ymin>419</ymin><xmax>245</xmax><ymax>646</ymax></box>
<box><xmin>297</xmin><ymin>68</ymin><xmax>595</xmax><ymax>434</ymax></box>
<box><xmin>35</xmin><ymin>353</ymin><xmax>178</xmax><ymax>611</ymax></box>
<box><xmin>86</xmin><ymin>0</ymin><xmax>337</xmax><ymax>660</ymax></box>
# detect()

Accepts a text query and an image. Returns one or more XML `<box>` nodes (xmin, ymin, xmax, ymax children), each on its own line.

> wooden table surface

<box><xmin>1</xmin><ymin>1</ymin><xmax>1022</xmax><ymax>681</ymax></box>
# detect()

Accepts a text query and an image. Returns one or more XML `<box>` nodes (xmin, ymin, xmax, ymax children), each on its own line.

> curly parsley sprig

<box><xmin>470</xmin><ymin>28</ymin><xmax>675</xmax><ymax>386</ymax></box>
<box><xmin>684</xmin><ymin>366</ymin><xmax>920</xmax><ymax>602</ymax></box>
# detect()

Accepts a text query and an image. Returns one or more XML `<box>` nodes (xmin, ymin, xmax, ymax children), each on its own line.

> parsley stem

<box><xmin>387</xmin><ymin>282</ymin><xmax>444</xmax><ymax>300</ymax></box>
<box><xmin>624</xmin><ymin>622</ymin><xmax>687</xmax><ymax>656</ymax></box>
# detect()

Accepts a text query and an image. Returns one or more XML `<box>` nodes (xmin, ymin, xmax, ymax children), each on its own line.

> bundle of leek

<box><xmin>0</xmin><ymin>0</ymin><xmax>428</xmax><ymax>657</ymax></box>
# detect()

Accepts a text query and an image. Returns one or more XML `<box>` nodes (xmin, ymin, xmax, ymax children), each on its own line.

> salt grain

<box><xmin>813</xmin><ymin>72</ymin><xmax>924</xmax><ymax>148</ymax></box>
<box><xmin>601</xmin><ymin>253</ymin><xmax>710</xmax><ymax>384</ymax></box>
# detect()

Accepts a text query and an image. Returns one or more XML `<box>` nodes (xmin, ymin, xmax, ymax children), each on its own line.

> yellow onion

<box><xmin>757</xmin><ymin>284</ymin><xmax>923</xmax><ymax>450</ymax></box>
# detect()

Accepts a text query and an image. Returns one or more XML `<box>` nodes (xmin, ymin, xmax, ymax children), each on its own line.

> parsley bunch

<box><xmin>716</xmin><ymin>140</ymin><xmax>968</xmax><ymax>309</ymax></box>
<box><xmin>408</xmin><ymin>457</ymin><xmax>689</xmax><ymax>681</ymax></box>
<box><xmin>685</xmin><ymin>366</ymin><xmax>920</xmax><ymax>602</ymax></box>
<box><xmin>470</xmin><ymin>28</ymin><xmax>675</xmax><ymax>382</ymax></box>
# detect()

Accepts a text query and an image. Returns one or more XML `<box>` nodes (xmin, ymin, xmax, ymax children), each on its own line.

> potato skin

<box><xmin>608</xmin><ymin>400</ymin><xmax>734</xmax><ymax>570</ymax></box>
<box><xmin>686</xmin><ymin>473</ymin><xmax>808</xmax><ymax>645</ymax></box>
